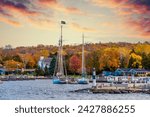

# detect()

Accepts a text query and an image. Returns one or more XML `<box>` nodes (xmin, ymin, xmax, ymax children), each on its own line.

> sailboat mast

<box><xmin>59</xmin><ymin>24</ymin><xmax>64</xmax><ymax>76</ymax></box>
<box><xmin>82</xmin><ymin>33</ymin><xmax>85</xmax><ymax>79</ymax></box>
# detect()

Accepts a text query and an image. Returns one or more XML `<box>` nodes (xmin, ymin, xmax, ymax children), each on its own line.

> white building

<box><xmin>38</xmin><ymin>56</ymin><xmax>52</xmax><ymax>70</ymax></box>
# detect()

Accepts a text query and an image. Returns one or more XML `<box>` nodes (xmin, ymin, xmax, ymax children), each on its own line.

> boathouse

<box><xmin>103</xmin><ymin>68</ymin><xmax>150</xmax><ymax>77</ymax></box>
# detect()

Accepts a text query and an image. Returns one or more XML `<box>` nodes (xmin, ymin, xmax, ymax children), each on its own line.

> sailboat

<box><xmin>77</xmin><ymin>34</ymin><xmax>89</xmax><ymax>84</ymax></box>
<box><xmin>53</xmin><ymin>21</ymin><xmax>68</xmax><ymax>84</ymax></box>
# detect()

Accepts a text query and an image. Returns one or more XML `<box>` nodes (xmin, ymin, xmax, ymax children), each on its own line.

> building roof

<box><xmin>116</xmin><ymin>68</ymin><xmax>150</xmax><ymax>72</ymax></box>
<box><xmin>43</xmin><ymin>58</ymin><xmax>52</xmax><ymax>66</ymax></box>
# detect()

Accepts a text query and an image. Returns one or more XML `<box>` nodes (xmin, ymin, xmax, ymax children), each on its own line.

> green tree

<box><xmin>44</xmin><ymin>66</ymin><xmax>49</xmax><ymax>76</ymax></box>
<box><xmin>49</xmin><ymin>56</ymin><xmax>56</xmax><ymax>76</ymax></box>
<box><xmin>142</xmin><ymin>53</ymin><xmax>150</xmax><ymax>69</ymax></box>
<box><xmin>35</xmin><ymin>66</ymin><xmax>44</xmax><ymax>76</ymax></box>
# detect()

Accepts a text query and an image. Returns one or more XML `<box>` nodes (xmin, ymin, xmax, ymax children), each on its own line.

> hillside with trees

<box><xmin>0</xmin><ymin>42</ymin><xmax>150</xmax><ymax>75</ymax></box>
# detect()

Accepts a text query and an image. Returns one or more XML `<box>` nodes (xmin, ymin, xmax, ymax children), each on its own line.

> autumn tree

<box><xmin>119</xmin><ymin>47</ymin><xmax>130</xmax><ymax>68</ymax></box>
<box><xmin>128</xmin><ymin>53</ymin><xmax>142</xmax><ymax>68</ymax></box>
<box><xmin>4</xmin><ymin>60</ymin><xmax>23</xmax><ymax>70</ymax></box>
<box><xmin>86</xmin><ymin>50</ymin><xmax>101</xmax><ymax>74</ymax></box>
<box><xmin>21</xmin><ymin>54</ymin><xmax>36</xmax><ymax>69</ymax></box>
<box><xmin>69</xmin><ymin>55</ymin><xmax>81</xmax><ymax>74</ymax></box>
<box><xmin>34</xmin><ymin>49</ymin><xmax>49</xmax><ymax>62</ymax></box>
<box><xmin>99</xmin><ymin>48</ymin><xmax>120</xmax><ymax>71</ymax></box>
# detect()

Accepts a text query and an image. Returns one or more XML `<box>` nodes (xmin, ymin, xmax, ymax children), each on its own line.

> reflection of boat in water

<box><xmin>77</xmin><ymin>34</ymin><xmax>89</xmax><ymax>84</ymax></box>
<box><xmin>53</xmin><ymin>21</ymin><xmax>68</xmax><ymax>84</ymax></box>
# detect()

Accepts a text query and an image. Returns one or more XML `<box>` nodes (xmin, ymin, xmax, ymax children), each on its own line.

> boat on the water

<box><xmin>53</xmin><ymin>77</ymin><xmax>67</xmax><ymax>84</ymax></box>
<box><xmin>53</xmin><ymin>21</ymin><xmax>69</xmax><ymax>84</ymax></box>
<box><xmin>77</xmin><ymin>34</ymin><xmax>89</xmax><ymax>84</ymax></box>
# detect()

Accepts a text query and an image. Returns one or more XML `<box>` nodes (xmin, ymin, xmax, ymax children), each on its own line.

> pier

<box><xmin>71</xmin><ymin>83</ymin><xmax>150</xmax><ymax>94</ymax></box>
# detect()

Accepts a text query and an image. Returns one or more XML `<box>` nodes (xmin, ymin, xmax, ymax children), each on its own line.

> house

<box><xmin>129</xmin><ymin>69</ymin><xmax>150</xmax><ymax>77</ymax></box>
<box><xmin>102</xmin><ymin>68</ymin><xmax>150</xmax><ymax>77</ymax></box>
<box><xmin>115</xmin><ymin>68</ymin><xmax>150</xmax><ymax>76</ymax></box>
<box><xmin>38</xmin><ymin>56</ymin><xmax>52</xmax><ymax>70</ymax></box>
<box><xmin>115</xmin><ymin>68</ymin><xmax>131</xmax><ymax>76</ymax></box>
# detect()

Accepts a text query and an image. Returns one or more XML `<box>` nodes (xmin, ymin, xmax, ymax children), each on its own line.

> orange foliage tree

<box><xmin>4</xmin><ymin>60</ymin><xmax>23</xmax><ymax>70</ymax></box>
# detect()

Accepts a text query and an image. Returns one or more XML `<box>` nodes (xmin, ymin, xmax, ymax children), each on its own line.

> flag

<box><xmin>61</xmin><ymin>21</ymin><xmax>66</xmax><ymax>24</ymax></box>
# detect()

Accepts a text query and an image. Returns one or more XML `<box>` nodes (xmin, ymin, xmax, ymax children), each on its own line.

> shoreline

<box><xmin>0</xmin><ymin>76</ymin><xmax>51</xmax><ymax>81</ymax></box>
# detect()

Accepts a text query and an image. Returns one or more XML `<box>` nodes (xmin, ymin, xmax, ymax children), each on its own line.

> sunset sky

<box><xmin>0</xmin><ymin>0</ymin><xmax>150</xmax><ymax>47</ymax></box>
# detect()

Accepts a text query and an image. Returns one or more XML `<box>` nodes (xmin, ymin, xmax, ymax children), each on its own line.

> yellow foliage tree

<box><xmin>129</xmin><ymin>53</ymin><xmax>142</xmax><ymax>68</ymax></box>
<box><xmin>99</xmin><ymin>48</ymin><xmax>120</xmax><ymax>71</ymax></box>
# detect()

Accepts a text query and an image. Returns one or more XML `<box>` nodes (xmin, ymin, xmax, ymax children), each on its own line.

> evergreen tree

<box><xmin>49</xmin><ymin>56</ymin><xmax>56</xmax><ymax>76</ymax></box>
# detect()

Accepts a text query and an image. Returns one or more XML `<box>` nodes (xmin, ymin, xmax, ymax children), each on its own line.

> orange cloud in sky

<box><xmin>0</xmin><ymin>15</ymin><xmax>21</xmax><ymax>27</ymax></box>
<box><xmin>27</xmin><ymin>18</ymin><xmax>55</xmax><ymax>30</ymax></box>
<box><xmin>38</xmin><ymin>0</ymin><xmax>85</xmax><ymax>15</ymax></box>
<box><xmin>91</xmin><ymin>0</ymin><xmax>150</xmax><ymax>38</ymax></box>
<box><xmin>91</xmin><ymin>0</ymin><xmax>128</xmax><ymax>8</ymax></box>
<box><xmin>71</xmin><ymin>23</ymin><xmax>98</xmax><ymax>32</ymax></box>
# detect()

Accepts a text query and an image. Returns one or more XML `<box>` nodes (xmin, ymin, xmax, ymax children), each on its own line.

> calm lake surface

<box><xmin>0</xmin><ymin>79</ymin><xmax>150</xmax><ymax>100</ymax></box>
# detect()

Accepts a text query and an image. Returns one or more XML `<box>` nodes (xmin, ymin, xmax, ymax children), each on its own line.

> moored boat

<box><xmin>77</xmin><ymin>34</ymin><xmax>89</xmax><ymax>84</ymax></box>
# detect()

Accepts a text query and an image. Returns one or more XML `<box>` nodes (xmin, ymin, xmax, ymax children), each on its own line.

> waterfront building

<box><xmin>38</xmin><ymin>56</ymin><xmax>52</xmax><ymax>70</ymax></box>
<box><xmin>115</xmin><ymin>68</ymin><xmax>150</xmax><ymax>76</ymax></box>
<box><xmin>103</xmin><ymin>68</ymin><xmax>150</xmax><ymax>77</ymax></box>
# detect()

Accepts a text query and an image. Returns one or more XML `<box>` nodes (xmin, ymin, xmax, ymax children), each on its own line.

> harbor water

<box><xmin>0</xmin><ymin>79</ymin><xmax>150</xmax><ymax>100</ymax></box>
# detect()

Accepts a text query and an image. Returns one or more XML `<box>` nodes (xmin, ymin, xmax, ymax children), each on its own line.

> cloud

<box><xmin>27</xmin><ymin>18</ymin><xmax>55</xmax><ymax>30</ymax></box>
<box><xmin>0</xmin><ymin>0</ymin><xmax>39</xmax><ymax>16</ymax></box>
<box><xmin>0</xmin><ymin>0</ymin><xmax>55</xmax><ymax>29</ymax></box>
<box><xmin>0</xmin><ymin>0</ymin><xmax>85</xmax><ymax>29</ymax></box>
<box><xmin>0</xmin><ymin>15</ymin><xmax>21</xmax><ymax>27</ymax></box>
<box><xmin>91</xmin><ymin>0</ymin><xmax>150</xmax><ymax>38</ymax></box>
<box><xmin>38</xmin><ymin>0</ymin><xmax>86</xmax><ymax>15</ymax></box>
<box><xmin>71</xmin><ymin>23</ymin><xmax>98</xmax><ymax>32</ymax></box>
<box><xmin>127</xmin><ymin>17</ymin><xmax>150</xmax><ymax>38</ymax></box>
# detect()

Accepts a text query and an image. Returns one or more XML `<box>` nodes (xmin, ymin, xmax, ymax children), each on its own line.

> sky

<box><xmin>0</xmin><ymin>0</ymin><xmax>150</xmax><ymax>47</ymax></box>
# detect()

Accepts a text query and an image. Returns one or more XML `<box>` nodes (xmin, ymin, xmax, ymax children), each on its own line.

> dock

<box><xmin>71</xmin><ymin>83</ymin><xmax>150</xmax><ymax>94</ymax></box>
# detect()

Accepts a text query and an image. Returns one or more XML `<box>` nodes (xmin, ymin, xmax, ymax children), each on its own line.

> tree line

<box><xmin>0</xmin><ymin>42</ymin><xmax>150</xmax><ymax>76</ymax></box>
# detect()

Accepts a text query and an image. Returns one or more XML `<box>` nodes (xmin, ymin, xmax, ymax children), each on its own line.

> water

<box><xmin>0</xmin><ymin>79</ymin><xmax>150</xmax><ymax>100</ymax></box>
